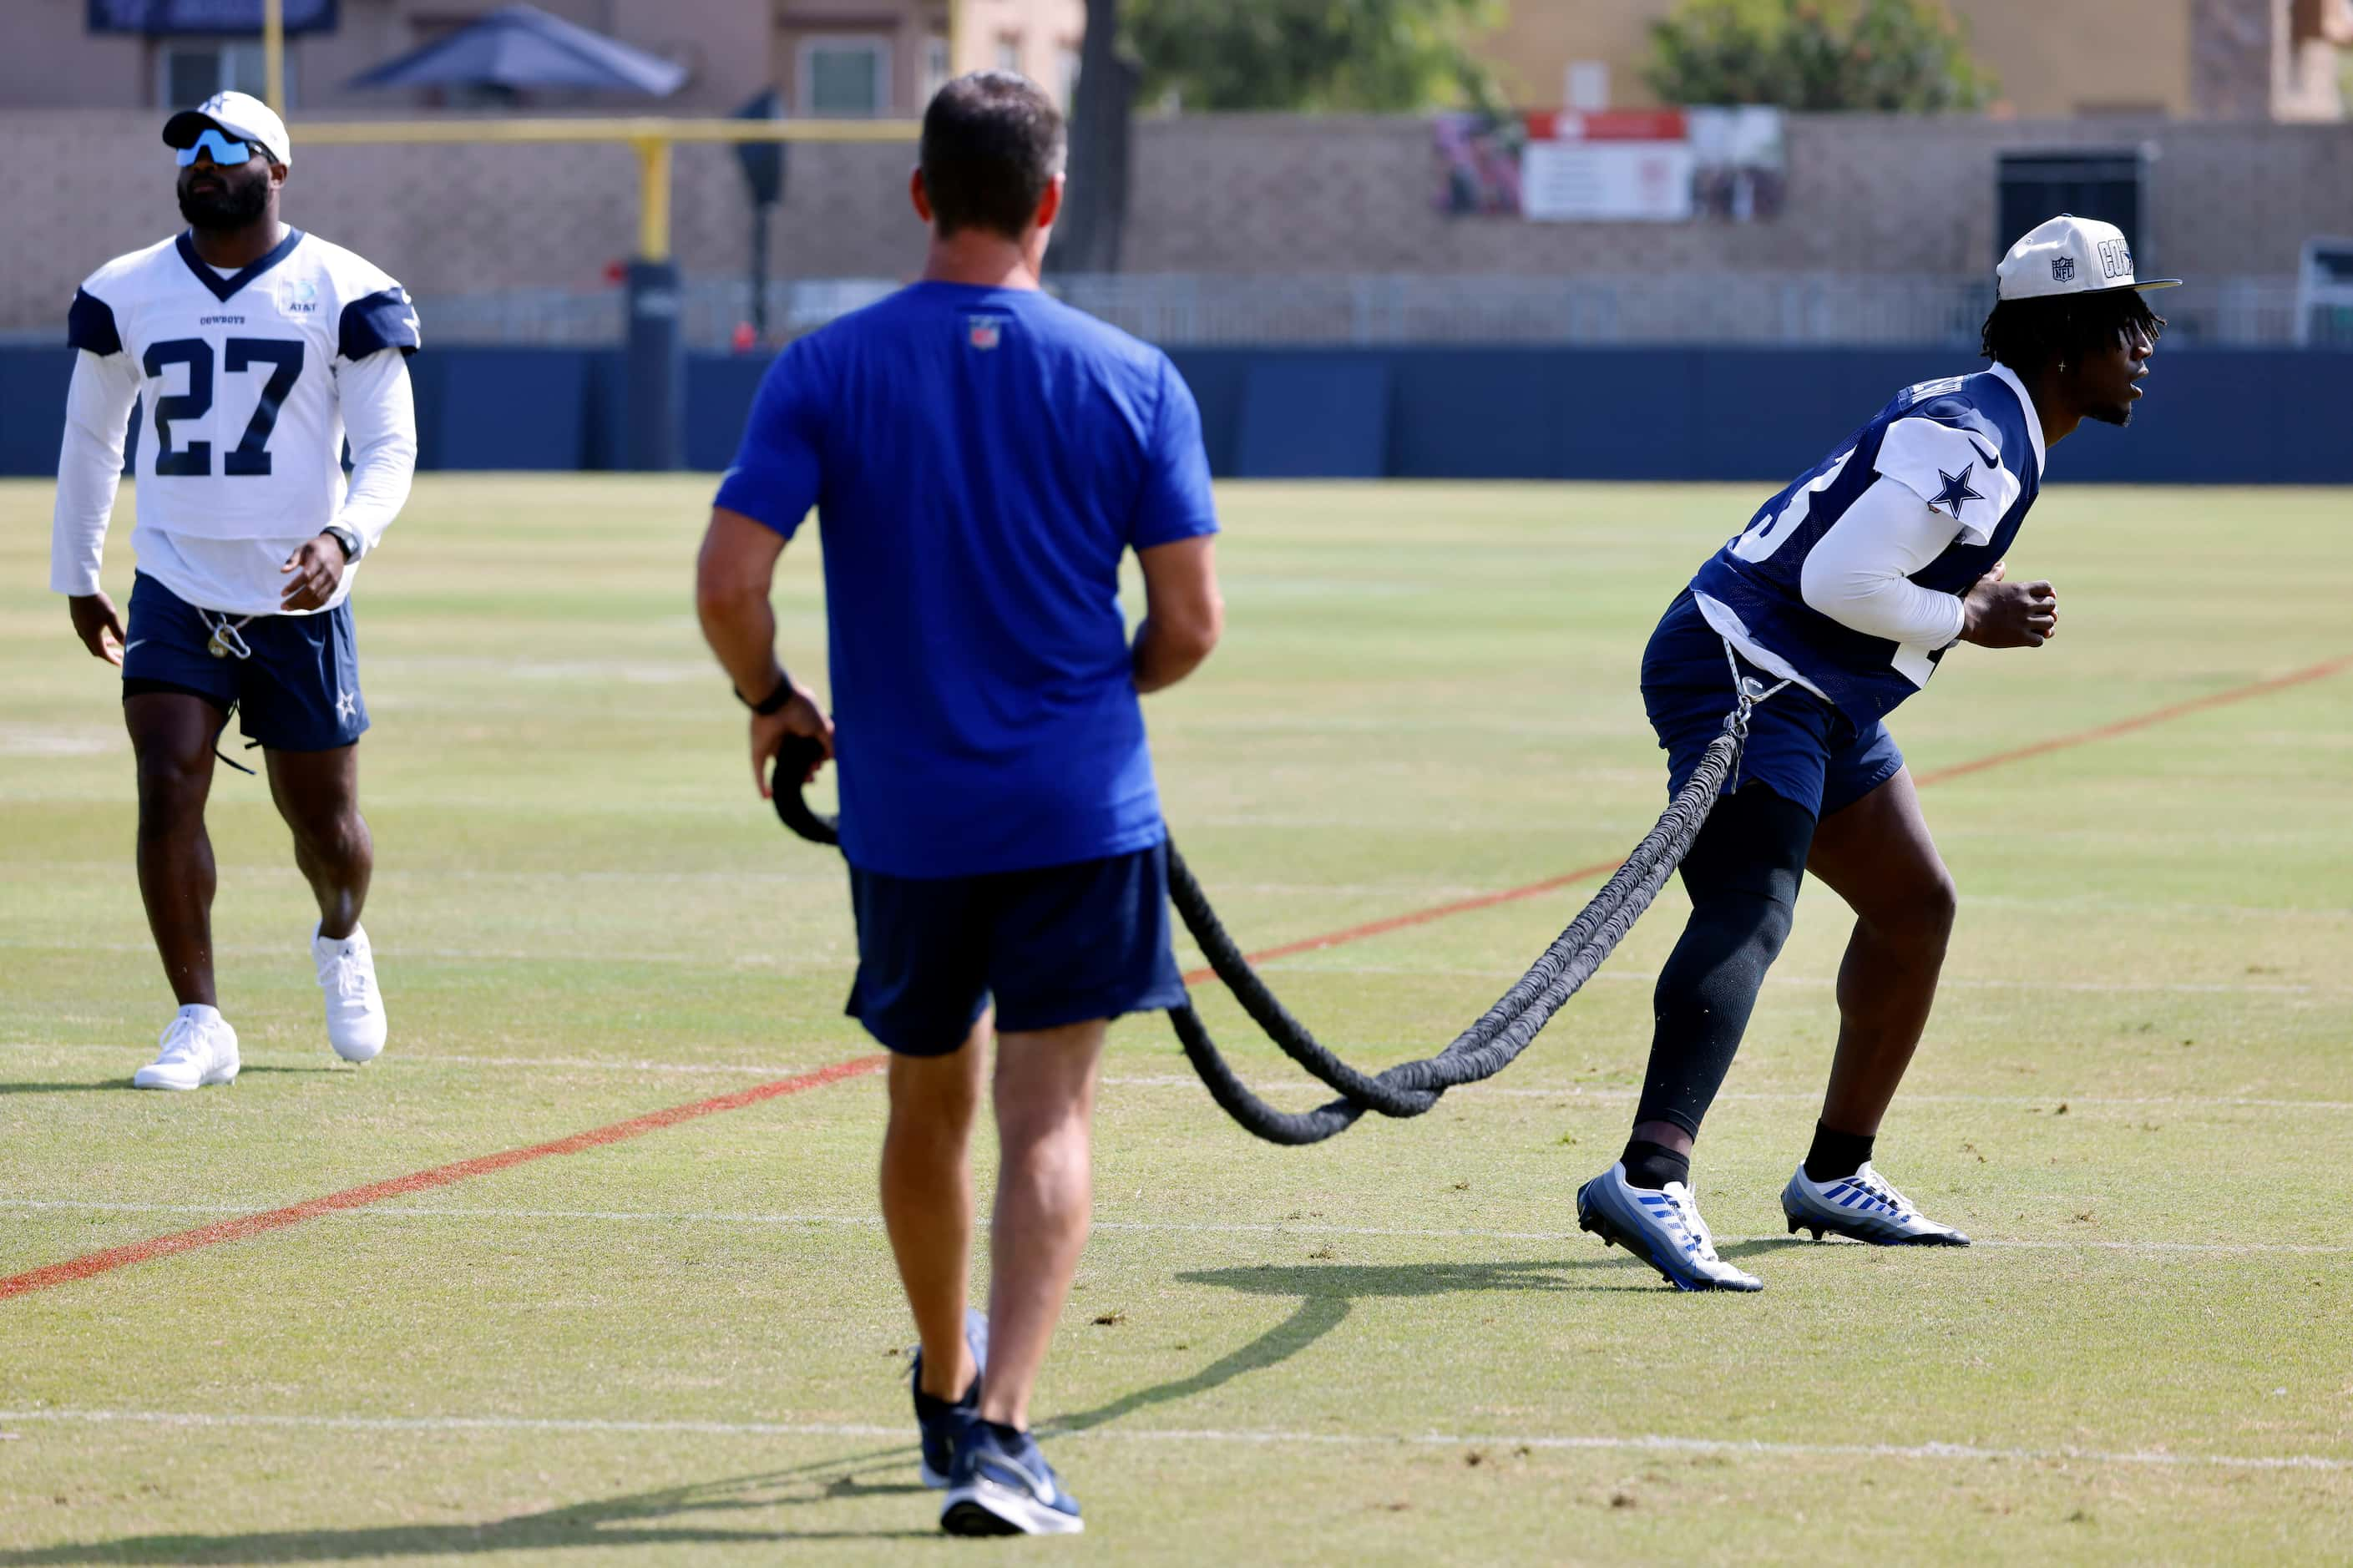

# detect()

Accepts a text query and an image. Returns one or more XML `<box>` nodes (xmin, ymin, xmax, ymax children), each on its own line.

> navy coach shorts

<box><xmin>120</xmin><ymin>572</ymin><xmax>369</xmax><ymax>753</ymax></box>
<box><xmin>1641</xmin><ymin>589</ymin><xmax>1903</xmax><ymax>821</ymax></box>
<box><xmin>845</xmin><ymin>843</ymin><xmax>1189</xmax><ymax>1056</ymax></box>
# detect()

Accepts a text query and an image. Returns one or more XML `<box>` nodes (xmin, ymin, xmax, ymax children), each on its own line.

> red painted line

<box><xmin>0</xmin><ymin>1055</ymin><xmax>884</xmax><ymax>1302</ymax></box>
<box><xmin>1187</xmin><ymin>654</ymin><xmax>2351</xmax><ymax>985</ymax></box>
<box><xmin>1911</xmin><ymin>655</ymin><xmax>2353</xmax><ymax>788</ymax></box>
<box><xmin>1181</xmin><ymin>857</ymin><xmax>1623</xmax><ymax>984</ymax></box>
<box><xmin>10</xmin><ymin>656</ymin><xmax>2343</xmax><ymax>1302</ymax></box>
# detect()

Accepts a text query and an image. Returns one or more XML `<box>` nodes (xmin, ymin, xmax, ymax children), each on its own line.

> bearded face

<box><xmin>177</xmin><ymin>150</ymin><xmax>274</xmax><ymax>230</ymax></box>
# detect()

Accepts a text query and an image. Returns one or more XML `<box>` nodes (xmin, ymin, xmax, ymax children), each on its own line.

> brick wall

<box><xmin>4</xmin><ymin>109</ymin><xmax>2345</xmax><ymax>332</ymax></box>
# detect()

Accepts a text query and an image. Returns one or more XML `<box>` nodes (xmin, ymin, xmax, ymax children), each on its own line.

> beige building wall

<box><xmin>0</xmin><ymin>0</ymin><xmax>1073</xmax><ymax>119</ymax></box>
<box><xmin>954</xmin><ymin>0</ymin><xmax>1086</xmax><ymax>94</ymax></box>
<box><xmin>1474</xmin><ymin>0</ymin><xmax>2216</xmax><ymax>119</ymax></box>
<box><xmin>3</xmin><ymin>108</ymin><xmax>2342</xmax><ymax>331</ymax></box>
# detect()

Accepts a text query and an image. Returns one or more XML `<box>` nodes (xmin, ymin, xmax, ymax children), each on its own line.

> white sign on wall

<box><xmin>1521</xmin><ymin>139</ymin><xmax>1697</xmax><ymax>222</ymax></box>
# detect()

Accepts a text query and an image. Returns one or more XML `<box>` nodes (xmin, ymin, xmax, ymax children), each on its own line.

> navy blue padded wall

<box><xmin>1161</xmin><ymin>351</ymin><xmax>1251</xmax><ymax>477</ymax></box>
<box><xmin>686</xmin><ymin>352</ymin><xmax>774</xmax><ymax>472</ymax></box>
<box><xmin>0</xmin><ymin>350</ymin><xmax>76</xmax><ymax>478</ymax></box>
<box><xmin>409</xmin><ymin>349</ymin><xmax>595</xmax><ymax>471</ymax></box>
<box><xmin>1231</xmin><ymin>354</ymin><xmax>1391</xmax><ymax>478</ymax></box>
<box><xmin>6</xmin><ymin>344</ymin><xmax>2350</xmax><ymax>482</ymax></box>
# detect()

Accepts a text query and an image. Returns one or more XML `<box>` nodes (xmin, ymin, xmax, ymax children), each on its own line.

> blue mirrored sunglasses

<box><xmin>175</xmin><ymin>129</ymin><xmax>256</xmax><ymax>168</ymax></box>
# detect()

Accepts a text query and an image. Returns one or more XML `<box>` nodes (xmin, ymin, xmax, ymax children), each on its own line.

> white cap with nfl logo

<box><xmin>162</xmin><ymin>90</ymin><xmax>292</xmax><ymax>168</ymax></box>
<box><xmin>1996</xmin><ymin>214</ymin><xmax>2180</xmax><ymax>301</ymax></box>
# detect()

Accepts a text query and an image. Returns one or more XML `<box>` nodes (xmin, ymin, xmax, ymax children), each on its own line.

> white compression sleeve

<box><xmin>329</xmin><ymin>348</ymin><xmax>418</xmax><ymax>559</ymax></box>
<box><xmin>49</xmin><ymin>350</ymin><xmax>140</xmax><ymax>596</ymax></box>
<box><xmin>1798</xmin><ymin>474</ymin><xmax>1970</xmax><ymax>648</ymax></box>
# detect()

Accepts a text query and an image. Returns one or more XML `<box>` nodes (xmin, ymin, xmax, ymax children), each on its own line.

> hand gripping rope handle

<box><xmin>769</xmin><ymin>652</ymin><xmax>1776</xmax><ymax>1146</ymax></box>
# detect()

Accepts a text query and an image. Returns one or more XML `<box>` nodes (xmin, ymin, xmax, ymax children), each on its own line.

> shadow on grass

<box><xmin>0</xmin><ymin>1066</ymin><xmax>346</xmax><ymax>1095</ymax></box>
<box><xmin>3</xmin><ymin>1261</ymin><xmax>1685</xmax><ymax>1560</ymax></box>
<box><xmin>0</xmin><ymin>1468</ymin><xmax>944</xmax><ymax>1563</ymax></box>
<box><xmin>1051</xmin><ymin>1256</ymin><xmax>1644</xmax><ymax>1436</ymax></box>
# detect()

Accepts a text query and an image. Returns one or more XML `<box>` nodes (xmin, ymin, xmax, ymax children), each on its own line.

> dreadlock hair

<box><xmin>1980</xmin><ymin>288</ymin><xmax>2164</xmax><ymax>377</ymax></box>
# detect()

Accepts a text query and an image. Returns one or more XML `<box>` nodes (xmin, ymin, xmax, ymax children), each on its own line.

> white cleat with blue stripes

<box><xmin>1782</xmin><ymin>1161</ymin><xmax>1971</xmax><ymax>1246</ymax></box>
<box><xmin>1576</xmin><ymin>1161</ymin><xmax>1763</xmax><ymax>1292</ymax></box>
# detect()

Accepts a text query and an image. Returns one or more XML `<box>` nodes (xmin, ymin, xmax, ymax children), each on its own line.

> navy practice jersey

<box><xmin>1691</xmin><ymin>366</ymin><xmax>2042</xmax><ymax>722</ymax></box>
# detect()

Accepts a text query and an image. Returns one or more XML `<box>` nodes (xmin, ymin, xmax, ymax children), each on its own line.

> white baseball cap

<box><xmin>1996</xmin><ymin>214</ymin><xmax>2179</xmax><ymax>301</ymax></box>
<box><xmin>163</xmin><ymin>91</ymin><xmax>291</xmax><ymax>168</ymax></box>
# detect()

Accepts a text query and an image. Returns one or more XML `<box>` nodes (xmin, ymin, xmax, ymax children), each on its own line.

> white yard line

<box><xmin>4</xmin><ymin>1199</ymin><xmax>2344</xmax><ymax>1256</ymax></box>
<box><xmin>0</xmin><ymin>1408</ymin><xmax>2340</xmax><ymax>1474</ymax></box>
<box><xmin>1094</xmin><ymin>1078</ymin><xmax>2353</xmax><ymax>1112</ymax></box>
<box><xmin>1237</xmin><ymin>965</ymin><xmax>2349</xmax><ymax>999</ymax></box>
<box><xmin>3</xmin><ymin>1039</ymin><xmax>2345</xmax><ymax>1108</ymax></box>
<box><xmin>4</xmin><ymin>938</ymin><xmax>2340</xmax><ymax>996</ymax></box>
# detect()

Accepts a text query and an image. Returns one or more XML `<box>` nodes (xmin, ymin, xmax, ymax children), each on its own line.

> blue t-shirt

<box><xmin>715</xmin><ymin>282</ymin><xmax>1220</xmax><ymax>878</ymax></box>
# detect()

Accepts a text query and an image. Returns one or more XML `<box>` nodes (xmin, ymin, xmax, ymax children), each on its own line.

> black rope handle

<box><xmin>771</xmin><ymin>736</ymin><xmax>839</xmax><ymax>846</ymax></box>
<box><xmin>768</xmin><ymin>720</ymin><xmax>1746</xmax><ymax>1145</ymax></box>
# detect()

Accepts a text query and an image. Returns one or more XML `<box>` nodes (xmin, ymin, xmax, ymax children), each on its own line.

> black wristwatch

<box><xmin>321</xmin><ymin>527</ymin><xmax>358</xmax><ymax>562</ymax></box>
<box><xmin>736</xmin><ymin>673</ymin><xmax>796</xmax><ymax>716</ymax></box>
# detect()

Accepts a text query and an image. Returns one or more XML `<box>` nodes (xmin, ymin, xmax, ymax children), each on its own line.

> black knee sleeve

<box><xmin>1632</xmin><ymin>784</ymin><xmax>1815</xmax><ymax>1138</ymax></box>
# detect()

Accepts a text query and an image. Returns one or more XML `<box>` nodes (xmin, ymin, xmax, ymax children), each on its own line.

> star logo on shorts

<box><xmin>335</xmin><ymin>689</ymin><xmax>357</xmax><ymax>721</ymax></box>
<box><xmin>1930</xmin><ymin>463</ymin><xmax>1986</xmax><ymax>518</ymax></box>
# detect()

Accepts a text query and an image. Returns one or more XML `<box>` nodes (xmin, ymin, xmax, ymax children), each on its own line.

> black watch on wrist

<box><xmin>321</xmin><ymin>527</ymin><xmax>358</xmax><ymax>562</ymax></box>
<box><xmin>737</xmin><ymin>674</ymin><xmax>795</xmax><ymax>716</ymax></box>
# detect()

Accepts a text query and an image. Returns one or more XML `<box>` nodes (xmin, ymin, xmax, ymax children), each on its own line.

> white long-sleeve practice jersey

<box><xmin>51</xmin><ymin>225</ymin><xmax>419</xmax><ymax>616</ymax></box>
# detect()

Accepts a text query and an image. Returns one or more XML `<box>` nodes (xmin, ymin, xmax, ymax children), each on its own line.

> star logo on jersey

<box><xmin>967</xmin><ymin>316</ymin><xmax>1004</xmax><ymax>351</ymax></box>
<box><xmin>335</xmin><ymin>689</ymin><xmax>358</xmax><ymax>721</ymax></box>
<box><xmin>1930</xmin><ymin>463</ymin><xmax>1986</xmax><ymax>518</ymax></box>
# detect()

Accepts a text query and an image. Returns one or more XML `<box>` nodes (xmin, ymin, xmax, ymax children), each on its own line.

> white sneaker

<box><xmin>132</xmin><ymin>1006</ymin><xmax>240</xmax><ymax>1090</ymax></box>
<box><xmin>1576</xmin><ymin>1161</ymin><xmax>1763</xmax><ymax>1292</ymax></box>
<box><xmin>1783</xmin><ymin>1161</ymin><xmax>1971</xmax><ymax>1247</ymax></box>
<box><xmin>312</xmin><ymin>923</ymin><xmax>387</xmax><ymax>1063</ymax></box>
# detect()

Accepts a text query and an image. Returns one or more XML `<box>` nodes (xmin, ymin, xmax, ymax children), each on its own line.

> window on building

<box><xmin>1565</xmin><ymin>61</ymin><xmax>1609</xmax><ymax>111</ymax></box>
<box><xmin>800</xmin><ymin>35</ymin><xmax>890</xmax><ymax>115</ymax></box>
<box><xmin>158</xmin><ymin>39</ymin><xmax>294</xmax><ymax>109</ymax></box>
<box><xmin>1057</xmin><ymin>43</ymin><xmax>1080</xmax><ymax>108</ymax></box>
<box><xmin>995</xmin><ymin>35</ymin><xmax>1022</xmax><ymax>74</ymax></box>
<box><xmin>923</xmin><ymin>34</ymin><xmax>950</xmax><ymax>102</ymax></box>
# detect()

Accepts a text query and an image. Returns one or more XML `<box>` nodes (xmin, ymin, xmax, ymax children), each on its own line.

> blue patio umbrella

<box><xmin>347</xmin><ymin>3</ymin><xmax>687</xmax><ymax>96</ymax></box>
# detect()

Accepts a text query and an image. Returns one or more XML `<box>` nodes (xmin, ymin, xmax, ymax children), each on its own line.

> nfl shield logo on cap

<box><xmin>1997</xmin><ymin>214</ymin><xmax>2181</xmax><ymax>301</ymax></box>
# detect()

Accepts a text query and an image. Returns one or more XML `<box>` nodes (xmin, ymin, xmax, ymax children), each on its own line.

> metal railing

<box><xmin>8</xmin><ymin>272</ymin><xmax>2324</xmax><ymax>352</ymax></box>
<box><xmin>410</xmin><ymin>272</ymin><xmax>2325</xmax><ymax>351</ymax></box>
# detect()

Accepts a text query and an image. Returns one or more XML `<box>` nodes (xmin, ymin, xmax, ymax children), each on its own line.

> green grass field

<box><xmin>3</xmin><ymin>476</ymin><xmax>2349</xmax><ymax>1564</ymax></box>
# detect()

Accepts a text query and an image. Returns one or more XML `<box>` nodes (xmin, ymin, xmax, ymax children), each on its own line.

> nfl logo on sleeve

<box><xmin>967</xmin><ymin>316</ymin><xmax>1004</xmax><ymax>350</ymax></box>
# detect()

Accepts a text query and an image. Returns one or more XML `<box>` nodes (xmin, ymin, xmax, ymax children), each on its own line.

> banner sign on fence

<box><xmin>1521</xmin><ymin>110</ymin><xmax>1695</xmax><ymax>221</ymax></box>
<box><xmin>1437</xmin><ymin>107</ymin><xmax>1784</xmax><ymax>223</ymax></box>
<box><xmin>88</xmin><ymin>0</ymin><xmax>339</xmax><ymax>34</ymax></box>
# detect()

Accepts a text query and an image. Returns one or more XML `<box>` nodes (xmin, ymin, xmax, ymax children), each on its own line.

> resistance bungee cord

<box><xmin>771</xmin><ymin>656</ymin><xmax>1777</xmax><ymax>1146</ymax></box>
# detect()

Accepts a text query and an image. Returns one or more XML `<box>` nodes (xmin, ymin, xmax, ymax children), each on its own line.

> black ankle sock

<box><xmin>1804</xmin><ymin>1121</ymin><xmax>1875</xmax><ymax>1182</ymax></box>
<box><xmin>983</xmin><ymin>1419</ymin><xmax>1026</xmax><ymax>1445</ymax></box>
<box><xmin>1620</xmin><ymin>1137</ymin><xmax>1691</xmax><ymax>1191</ymax></box>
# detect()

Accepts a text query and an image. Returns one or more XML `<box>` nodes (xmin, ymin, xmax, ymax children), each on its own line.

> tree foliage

<box><xmin>1645</xmin><ymin>0</ymin><xmax>1997</xmax><ymax>112</ymax></box>
<box><xmin>1126</xmin><ymin>0</ymin><xmax>1500</xmax><ymax>113</ymax></box>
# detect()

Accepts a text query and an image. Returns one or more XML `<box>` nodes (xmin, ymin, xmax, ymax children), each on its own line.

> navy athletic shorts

<box><xmin>1641</xmin><ymin>589</ymin><xmax>1904</xmax><ymax>822</ymax></box>
<box><xmin>845</xmin><ymin>842</ymin><xmax>1188</xmax><ymax>1056</ymax></box>
<box><xmin>120</xmin><ymin>572</ymin><xmax>369</xmax><ymax>753</ymax></box>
